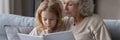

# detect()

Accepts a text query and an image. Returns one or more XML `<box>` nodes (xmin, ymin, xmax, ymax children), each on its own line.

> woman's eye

<box><xmin>50</xmin><ymin>18</ymin><xmax>57</xmax><ymax>21</ymax></box>
<box><xmin>50</xmin><ymin>19</ymin><xmax>54</xmax><ymax>20</ymax></box>
<box><xmin>68</xmin><ymin>3</ymin><xmax>73</xmax><ymax>6</ymax></box>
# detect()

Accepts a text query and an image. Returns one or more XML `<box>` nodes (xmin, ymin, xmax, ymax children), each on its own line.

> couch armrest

<box><xmin>4</xmin><ymin>25</ymin><xmax>34</xmax><ymax>40</ymax></box>
<box><xmin>0</xmin><ymin>14</ymin><xmax>34</xmax><ymax>27</ymax></box>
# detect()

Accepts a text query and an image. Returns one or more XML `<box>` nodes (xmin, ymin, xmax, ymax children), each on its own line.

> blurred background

<box><xmin>0</xmin><ymin>0</ymin><xmax>120</xmax><ymax>40</ymax></box>
<box><xmin>0</xmin><ymin>0</ymin><xmax>120</xmax><ymax>19</ymax></box>
<box><xmin>0</xmin><ymin>0</ymin><xmax>43</xmax><ymax>17</ymax></box>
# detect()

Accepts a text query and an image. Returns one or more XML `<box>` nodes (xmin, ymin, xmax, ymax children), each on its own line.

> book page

<box><xmin>44</xmin><ymin>31</ymin><xmax>75</xmax><ymax>40</ymax></box>
<box><xmin>18</xmin><ymin>33</ymin><xmax>44</xmax><ymax>40</ymax></box>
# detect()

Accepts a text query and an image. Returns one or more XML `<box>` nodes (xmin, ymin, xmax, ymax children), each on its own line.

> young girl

<box><xmin>29</xmin><ymin>0</ymin><xmax>64</xmax><ymax>36</ymax></box>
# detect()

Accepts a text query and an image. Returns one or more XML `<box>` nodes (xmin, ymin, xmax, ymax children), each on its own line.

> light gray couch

<box><xmin>0</xmin><ymin>14</ymin><xmax>120</xmax><ymax>40</ymax></box>
<box><xmin>104</xmin><ymin>19</ymin><xmax>120</xmax><ymax>40</ymax></box>
<box><xmin>0</xmin><ymin>14</ymin><xmax>34</xmax><ymax>40</ymax></box>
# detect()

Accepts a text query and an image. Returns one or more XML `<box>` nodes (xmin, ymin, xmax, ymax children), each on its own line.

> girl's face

<box><xmin>41</xmin><ymin>11</ymin><xmax>57</xmax><ymax>30</ymax></box>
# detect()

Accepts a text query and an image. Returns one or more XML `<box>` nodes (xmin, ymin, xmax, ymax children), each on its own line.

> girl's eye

<box><xmin>44</xmin><ymin>18</ymin><xmax>47</xmax><ymax>21</ymax></box>
<box><xmin>50</xmin><ymin>19</ymin><xmax>55</xmax><ymax>20</ymax></box>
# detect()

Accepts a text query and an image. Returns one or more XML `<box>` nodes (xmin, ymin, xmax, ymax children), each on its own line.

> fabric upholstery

<box><xmin>0</xmin><ymin>14</ymin><xmax>34</xmax><ymax>40</ymax></box>
<box><xmin>5</xmin><ymin>25</ymin><xmax>33</xmax><ymax>40</ymax></box>
<box><xmin>104</xmin><ymin>19</ymin><xmax>120</xmax><ymax>40</ymax></box>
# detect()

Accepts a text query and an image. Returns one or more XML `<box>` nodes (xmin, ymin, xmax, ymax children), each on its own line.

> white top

<box><xmin>63</xmin><ymin>15</ymin><xmax>111</xmax><ymax>40</ymax></box>
<box><xmin>29</xmin><ymin>28</ymin><xmax>47</xmax><ymax>36</ymax></box>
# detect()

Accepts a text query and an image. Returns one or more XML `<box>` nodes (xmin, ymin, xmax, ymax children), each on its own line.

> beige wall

<box><xmin>0</xmin><ymin>0</ymin><xmax>10</xmax><ymax>14</ymax></box>
<box><xmin>14</xmin><ymin>0</ymin><xmax>22</xmax><ymax>15</ymax></box>
<box><xmin>10</xmin><ymin>0</ymin><xmax>34</xmax><ymax>16</ymax></box>
<box><xmin>8</xmin><ymin>0</ymin><xmax>120</xmax><ymax>18</ymax></box>
<box><xmin>10</xmin><ymin>0</ymin><xmax>22</xmax><ymax>15</ymax></box>
<box><xmin>0</xmin><ymin>0</ymin><xmax>4</xmax><ymax>13</ymax></box>
<box><xmin>22</xmin><ymin>0</ymin><xmax>30</xmax><ymax>16</ymax></box>
<box><xmin>97</xmin><ymin>0</ymin><xmax>120</xmax><ymax>19</ymax></box>
<box><xmin>35</xmin><ymin>0</ymin><xmax>41</xmax><ymax>10</ymax></box>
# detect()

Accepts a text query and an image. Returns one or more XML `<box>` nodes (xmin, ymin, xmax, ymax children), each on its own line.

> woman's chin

<box><xmin>67</xmin><ymin>15</ymin><xmax>72</xmax><ymax>17</ymax></box>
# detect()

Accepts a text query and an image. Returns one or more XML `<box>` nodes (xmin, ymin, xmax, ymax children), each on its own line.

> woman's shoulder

<box><xmin>88</xmin><ymin>14</ymin><xmax>104</xmax><ymax>23</ymax></box>
<box><xmin>85</xmin><ymin>14</ymin><xmax>106</xmax><ymax>30</ymax></box>
<box><xmin>86</xmin><ymin>14</ymin><xmax>105</xmax><ymax>27</ymax></box>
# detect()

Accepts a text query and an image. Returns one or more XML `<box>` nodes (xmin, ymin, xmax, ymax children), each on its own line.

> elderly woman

<box><xmin>61</xmin><ymin>0</ymin><xmax>111</xmax><ymax>40</ymax></box>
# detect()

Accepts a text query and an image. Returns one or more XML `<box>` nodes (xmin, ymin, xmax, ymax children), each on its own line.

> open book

<box><xmin>18</xmin><ymin>31</ymin><xmax>75</xmax><ymax>40</ymax></box>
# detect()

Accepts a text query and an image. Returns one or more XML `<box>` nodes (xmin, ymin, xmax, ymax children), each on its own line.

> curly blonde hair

<box><xmin>35</xmin><ymin>0</ymin><xmax>63</xmax><ymax>32</ymax></box>
<box><xmin>75</xmin><ymin>0</ymin><xmax>94</xmax><ymax>17</ymax></box>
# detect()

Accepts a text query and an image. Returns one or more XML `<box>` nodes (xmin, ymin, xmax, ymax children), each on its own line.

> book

<box><xmin>18</xmin><ymin>33</ymin><xmax>43</xmax><ymax>40</ymax></box>
<box><xmin>18</xmin><ymin>31</ymin><xmax>75</xmax><ymax>40</ymax></box>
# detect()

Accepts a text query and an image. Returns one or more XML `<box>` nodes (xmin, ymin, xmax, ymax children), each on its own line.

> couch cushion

<box><xmin>0</xmin><ymin>25</ymin><xmax>7</xmax><ymax>40</ymax></box>
<box><xmin>0</xmin><ymin>33</ymin><xmax>7</xmax><ymax>40</ymax></box>
<box><xmin>5</xmin><ymin>26</ymin><xmax>20</xmax><ymax>40</ymax></box>
<box><xmin>5</xmin><ymin>25</ymin><xmax>34</xmax><ymax>40</ymax></box>
<box><xmin>104</xmin><ymin>19</ymin><xmax>120</xmax><ymax>40</ymax></box>
<box><xmin>0</xmin><ymin>14</ymin><xmax>34</xmax><ymax>26</ymax></box>
<box><xmin>18</xmin><ymin>27</ymin><xmax>34</xmax><ymax>34</ymax></box>
<box><xmin>0</xmin><ymin>14</ymin><xmax>34</xmax><ymax>40</ymax></box>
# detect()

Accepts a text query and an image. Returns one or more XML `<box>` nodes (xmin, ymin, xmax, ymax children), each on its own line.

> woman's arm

<box><xmin>92</xmin><ymin>21</ymin><xmax>111</xmax><ymax>40</ymax></box>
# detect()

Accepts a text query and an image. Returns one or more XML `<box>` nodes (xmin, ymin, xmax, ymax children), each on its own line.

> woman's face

<box><xmin>41</xmin><ymin>11</ymin><xmax>57</xmax><ymax>30</ymax></box>
<box><xmin>62</xmin><ymin>0</ymin><xmax>79</xmax><ymax>17</ymax></box>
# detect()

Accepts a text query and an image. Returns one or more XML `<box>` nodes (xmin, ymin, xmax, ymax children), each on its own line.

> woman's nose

<box><xmin>64</xmin><ymin>4</ymin><xmax>68</xmax><ymax>11</ymax></box>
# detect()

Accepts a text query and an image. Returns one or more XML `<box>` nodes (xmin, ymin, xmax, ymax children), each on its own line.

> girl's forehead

<box><xmin>41</xmin><ymin>11</ymin><xmax>57</xmax><ymax>18</ymax></box>
<box><xmin>62</xmin><ymin>0</ymin><xmax>74</xmax><ymax>2</ymax></box>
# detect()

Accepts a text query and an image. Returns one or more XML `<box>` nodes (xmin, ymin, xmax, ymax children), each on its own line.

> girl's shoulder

<box><xmin>29</xmin><ymin>27</ymin><xmax>43</xmax><ymax>36</ymax></box>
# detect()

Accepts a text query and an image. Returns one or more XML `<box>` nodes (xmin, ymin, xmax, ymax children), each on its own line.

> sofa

<box><xmin>0</xmin><ymin>14</ymin><xmax>120</xmax><ymax>40</ymax></box>
<box><xmin>104</xmin><ymin>19</ymin><xmax>120</xmax><ymax>40</ymax></box>
<box><xmin>0</xmin><ymin>14</ymin><xmax>34</xmax><ymax>40</ymax></box>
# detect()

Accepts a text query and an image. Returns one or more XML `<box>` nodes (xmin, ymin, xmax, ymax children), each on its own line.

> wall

<box><xmin>10</xmin><ymin>0</ymin><xmax>22</xmax><ymax>15</ymax></box>
<box><xmin>14</xmin><ymin>0</ymin><xmax>22</xmax><ymax>15</ymax></box>
<box><xmin>97</xmin><ymin>0</ymin><xmax>120</xmax><ymax>19</ymax></box>
<box><xmin>0</xmin><ymin>0</ymin><xmax>3</xmax><ymax>13</ymax></box>
<box><xmin>35</xmin><ymin>0</ymin><xmax>41</xmax><ymax>10</ymax></box>
<box><xmin>21</xmin><ymin>0</ymin><xmax>34</xmax><ymax>17</ymax></box>
<box><xmin>9</xmin><ymin>0</ymin><xmax>34</xmax><ymax>17</ymax></box>
<box><xmin>0</xmin><ymin>0</ymin><xmax>10</xmax><ymax>14</ymax></box>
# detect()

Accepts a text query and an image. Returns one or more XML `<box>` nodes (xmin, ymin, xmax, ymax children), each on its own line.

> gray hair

<box><xmin>73</xmin><ymin>0</ymin><xmax>94</xmax><ymax>17</ymax></box>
